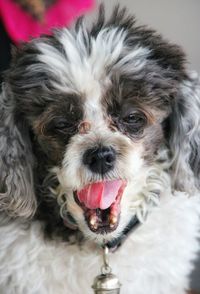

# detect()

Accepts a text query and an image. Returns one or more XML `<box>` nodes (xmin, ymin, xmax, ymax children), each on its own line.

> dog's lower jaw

<box><xmin>63</xmin><ymin>204</ymin><xmax>133</xmax><ymax>245</ymax></box>
<box><xmin>58</xmin><ymin>196</ymin><xmax>142</xmax><ymax>245</ymax></box>
<box><xmin>58</xmin><ymin>193</ymin><xmax>131</xmax><ymax>244</ymax></box>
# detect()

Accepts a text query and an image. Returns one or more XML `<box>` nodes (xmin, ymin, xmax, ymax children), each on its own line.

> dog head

<box><xmin>1</xmin><ymin>6</ymin><xmax>200</xmax><ymax>243</ymax></box>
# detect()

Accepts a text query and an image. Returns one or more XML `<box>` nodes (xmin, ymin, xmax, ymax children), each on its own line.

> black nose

<box><xmin>83</xmin><ymin>146</ymin><xmax>116</xmax><ymax>174</ymax></box>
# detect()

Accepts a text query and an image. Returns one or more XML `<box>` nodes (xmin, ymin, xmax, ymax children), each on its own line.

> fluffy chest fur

<box><xmin>0</xmin><ymin>191</ymin><xmax>199</xmax><ymax>294</ymax></box>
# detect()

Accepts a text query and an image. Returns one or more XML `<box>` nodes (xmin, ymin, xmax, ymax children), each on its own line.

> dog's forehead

<box><xmin>8</xmin><ymin>14</ymin><xmax>187</xmax><ymax>119</ymax></box>
<box><xmin>36</xmin><ymin>27</ymin><xmax>149</xmax><ymax>96</ymax></box>
<box><xmin>36</xmin><ymin>26</ymin><xmax>164</xmax><ymax>125</ymax></box>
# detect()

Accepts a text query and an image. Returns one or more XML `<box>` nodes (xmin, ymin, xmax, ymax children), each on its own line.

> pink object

<box><xmin>77</xmin><ymin>180</ymin><xmax>126</xmax><ymax>210</ymax></box>
<box><xmin>0</xmin><ymin>0</ymin><xmax>94</xmax><ymax>43</ymax></box>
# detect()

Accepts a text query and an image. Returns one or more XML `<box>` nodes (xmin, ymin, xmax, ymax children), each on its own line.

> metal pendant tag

<box><xmin>92</xmin><ymin>246</ymin><xmax>121</xmax><ymax>293</ymax></box>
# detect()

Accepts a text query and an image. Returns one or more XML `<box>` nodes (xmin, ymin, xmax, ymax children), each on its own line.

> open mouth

<box><xmin>74</xmin><ymin>180</ymin><xmax>126</xmax><ymax>234</ymax></box>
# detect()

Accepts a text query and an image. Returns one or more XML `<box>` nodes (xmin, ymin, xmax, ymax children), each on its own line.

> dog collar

<box><xmin>105</xmin><ymin>215</ymin><xmax>140</xmax><ymax>252</ymax></box>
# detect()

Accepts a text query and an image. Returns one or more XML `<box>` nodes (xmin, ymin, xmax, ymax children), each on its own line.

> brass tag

<box><xmin>92</xmin><ymin>246</ymin><xmax>121</xmax><ymax>293</ymax></box>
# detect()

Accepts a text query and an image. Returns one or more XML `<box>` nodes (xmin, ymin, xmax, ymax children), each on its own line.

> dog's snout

<box><xmin>83</xmin><ymin>146</ymin><xmax>116</xmax><ymax>174</ymax></box>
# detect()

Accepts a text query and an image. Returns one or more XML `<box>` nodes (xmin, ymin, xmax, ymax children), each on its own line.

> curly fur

<box><xmin>0</xmin><ymin>85</ymin><xmax>36</xmax><ymax>217</ymax></box>
<box><xmin>0</xmin><ymin>6</ymin><xmax>200</xmax><ymax>294</ymax></box>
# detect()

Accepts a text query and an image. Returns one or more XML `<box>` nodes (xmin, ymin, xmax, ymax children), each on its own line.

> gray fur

<box><xmin>0</xmin><ymin>85</ymin><xmax>36</xmax><ymax>218</ymax></box>
<box><xmin>169</xmin><ymin>72</ymin><xmax>200</xmax><ymax>192</ymax></box>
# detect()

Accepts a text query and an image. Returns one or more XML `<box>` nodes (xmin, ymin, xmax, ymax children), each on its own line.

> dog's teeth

<box><xmin>90</xmin><ymin>217</ymin><xmax>96</xmax><ymax>226</ymax></box>
<box><xmin>89</xmin><ymin>215</ymin><xmax>98</xmax><ymax>229</ymax></box>
<box><xmin>110</xmin><ymin>215</ymin><xmax>117</xmax><ymax>227</ymax></box>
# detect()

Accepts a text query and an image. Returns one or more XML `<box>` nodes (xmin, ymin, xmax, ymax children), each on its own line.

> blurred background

<box><xmin>0</xmin><ymin>0</ymin><xmax>199</xmax><ymax>291</ymax></box>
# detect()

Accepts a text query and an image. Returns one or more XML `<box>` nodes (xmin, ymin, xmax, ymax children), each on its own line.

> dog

<box><xmin>0</xmin><ymin>6</ymin><xmax>200</xmax><ymax>294</ymax></box>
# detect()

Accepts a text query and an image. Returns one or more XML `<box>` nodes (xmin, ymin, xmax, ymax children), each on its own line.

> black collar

<box><xmin>106</xmin><ymin>216</ymin><xmax>140</xmax><ymax>251</ymax></box>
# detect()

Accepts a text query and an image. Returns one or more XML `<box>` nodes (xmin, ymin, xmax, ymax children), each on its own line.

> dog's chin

<box><xmin>72</xmin><ymin>179</ymin><xmax>127</xmax><ymax>235</ymax></box>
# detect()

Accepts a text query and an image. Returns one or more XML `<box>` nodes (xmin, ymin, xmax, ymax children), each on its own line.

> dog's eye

<box><xmin>122</xmin><ymin>112</ymin><xmax>147</xmax><ymax>126</ymax></box>
<box><xmin>53</xmin><ymin>119</ymin><xmax>73</xmax><ymax>130</ymax></box>
<box><xmin>119</xmin><ymin>111</ymin><xmax>148</xmax><ymax>135</ymax></box>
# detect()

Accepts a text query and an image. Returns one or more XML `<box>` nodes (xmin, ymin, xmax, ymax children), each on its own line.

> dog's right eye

<box><xmin>54</xmin><ymin>119</ymin><xmax>73</xmax><ymax>130</ymax></box>
<box><xmin>45</xmin><ymin>118</ymin><xmax>77</xmax><ymax>135</ymax></box>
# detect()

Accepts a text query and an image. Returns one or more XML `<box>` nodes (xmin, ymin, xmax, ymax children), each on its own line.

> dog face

<box><xmin>1</xmin><ymin>7</ymin><xmax>200</xmax><ymax>243</ymax></box>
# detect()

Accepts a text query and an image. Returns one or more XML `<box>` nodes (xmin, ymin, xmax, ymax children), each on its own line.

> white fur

<box><xmin>37</xmin><ymin>26</ymin><xmax>149</xmax><ymax>94</ymax></box>
<box><xmin>0</xmin><ymin>190</ymin><xmax>199</xmax><ymax>294</ymax></box>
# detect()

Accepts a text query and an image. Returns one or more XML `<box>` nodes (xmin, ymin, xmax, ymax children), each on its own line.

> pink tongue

<box><xmin>77</xmin><ymin>180</ymin><xmax>124</xmax><ymax>210</ymax></box>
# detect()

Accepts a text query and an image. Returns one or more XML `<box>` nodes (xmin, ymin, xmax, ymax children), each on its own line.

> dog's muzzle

<box><xmin>83</xmin><ymin>146</ymin><xmax>116</xmax><ymax>175</ymax></box>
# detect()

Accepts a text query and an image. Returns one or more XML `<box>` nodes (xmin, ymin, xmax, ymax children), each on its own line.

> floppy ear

<box><xmin>168</xmin><ymin>72</ymin><xmax>200</xmax><ymax>192</ymax></box>
<box><xmin>0</xmin><ymin>84</ymin><xmax>37</xmax><ymax>218</ymax></box>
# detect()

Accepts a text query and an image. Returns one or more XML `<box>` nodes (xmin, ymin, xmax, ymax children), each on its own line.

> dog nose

<box><xmin>83</xmin><ymin>146</ymin><xmax>116</xmax><ymax>174</ymax></box>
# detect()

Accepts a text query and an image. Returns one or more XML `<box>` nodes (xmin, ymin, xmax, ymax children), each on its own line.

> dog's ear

<box><xmin>168</xmin><ymin>72</ymin><xmax>200</xmax><ymax>192</ymax></box>
<box><xmin>0</xmin><ymin>84</ymin><xmax>37</xmax><ymax>218</ymax></box>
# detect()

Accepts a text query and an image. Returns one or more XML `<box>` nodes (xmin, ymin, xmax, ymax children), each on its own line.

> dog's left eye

<box><xmin>122</xmin><ymin>112</ymin><xmax>147</xmax><ymax>127</ymax></box>
<box><xmin>123</xmin><ymin>112</ymin><xmax>146</xmax><ymax>124</ymax></box>
<box><xmin>118</xmin><ymin>111</ymin><xmax>148</xmax><ymax>135</ymax></box>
